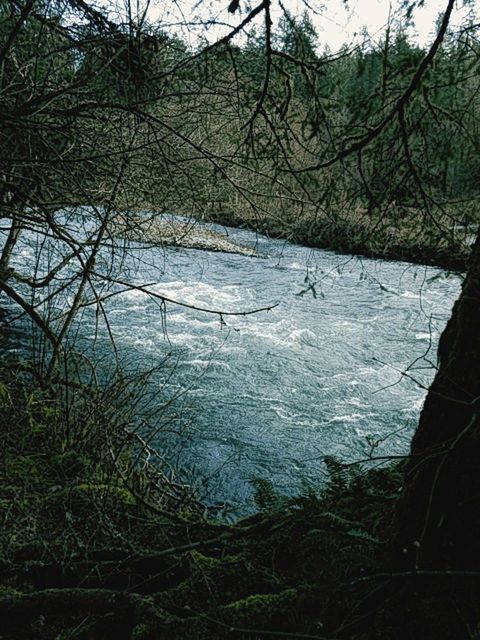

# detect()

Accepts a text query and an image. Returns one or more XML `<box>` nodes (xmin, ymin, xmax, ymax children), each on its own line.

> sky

<box><xmin>142</xmin><ymin>0</ymin><xmax>478</xmax><ymax>51</ymax></box>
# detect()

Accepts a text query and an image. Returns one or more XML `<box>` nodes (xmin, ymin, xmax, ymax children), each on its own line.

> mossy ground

<box><xmin>0</xmin><ymin>364</ymin><xmax>404</xmax><ymax>639</ymax></box>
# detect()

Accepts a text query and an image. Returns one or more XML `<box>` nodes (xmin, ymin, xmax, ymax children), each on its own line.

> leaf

<box><xmin>250</xmin><ymin>477</ymin><xmax>284</xmax><ymax>511</ymax></box>
<box><xmin>0</xmin><ymin>383</ymin><xmax>10</xmax><ymax>405</ymax></box>
<box><xmin>346</xmin><ymin>528</ymin><xmax>381</xmax><ymax>545</ymax></box>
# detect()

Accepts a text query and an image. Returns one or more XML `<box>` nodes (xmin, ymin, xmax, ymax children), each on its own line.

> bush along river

<box><xmin>3</xmin><ymin>216</ymin><xmax>462</xmax><ymax>519</ymax></box>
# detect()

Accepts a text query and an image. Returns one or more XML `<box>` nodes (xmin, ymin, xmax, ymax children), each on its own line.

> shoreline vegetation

<box><xmin>112</xmin><ymin>203</ymin><xmax>476</xmax><ymax>271</ymax></box>
<box><xmin>0</xmin><ymin>365</ymin><xmax>403</xmax><ymax>639</ymax></box>
<box><xmin>201</xmin><ymin>204</ymin><xmax>475</xmax><ymax>272</ymax></box>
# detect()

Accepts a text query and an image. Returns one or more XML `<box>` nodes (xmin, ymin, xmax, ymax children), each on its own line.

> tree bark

<box><xmin>396</xmin><ymin>230</ymin><xmax>480</xmax><ymax>568</ymax></box>
<box><xmin>389</xmin><ymin>229</ymin><xmax>480</xmax><ymax>636</ymax></box>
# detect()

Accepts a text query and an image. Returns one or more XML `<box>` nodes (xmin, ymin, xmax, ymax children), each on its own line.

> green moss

<box><xmin>0</xmin><ymin>585</ymin><xmax>23</xmax><ymax>599</ymax></box>
<box><xmin>75</xmin><ymin>483</ymin><xmax>136</xmax><ymax>505</ymax></box>
<box><xmin>6</xmin><ymin>455</ymin><xmax>44</xmax><ymax>483</ymax></box>
<box><xmin>51</xmin><ymin>451</ymin><xmax>89</xmax><ymax>480</ymax></box>
<box><xmin>223</xmin><ymin>588</ymin><xmax>299</xmax><ymax>627</ymax></box>
<box><xmin>132</xmin><ymin>623</ymin><xmax>151</xmax><ymax>639</ymax></box>
<box><xmin>155</xmin><ymin>551</ymin><xmax>281</xmax><ymax>612</ymax></box>
<box><xmin>0</xmin><ymin>381</ymin><xmax>11</xmax><ymax>406</ymax></box>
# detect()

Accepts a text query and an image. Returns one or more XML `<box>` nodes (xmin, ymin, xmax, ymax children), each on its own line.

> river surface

<box><xmin>2</xmin><ymin>218</ymin><xmax>462</xmax><ymax>518</ymax></box>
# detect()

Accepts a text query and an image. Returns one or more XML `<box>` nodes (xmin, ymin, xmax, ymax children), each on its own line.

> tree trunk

<box><xmin>389</xmin><ymin>229</ymin><xmax>480</xmax><ymax>636</ymax></box>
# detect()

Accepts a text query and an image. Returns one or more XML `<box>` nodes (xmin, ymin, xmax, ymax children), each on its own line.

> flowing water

<box><xmin>2</xmin><ymin>218</ymin><xmax>462</xmax><ymax>518</ymax></box>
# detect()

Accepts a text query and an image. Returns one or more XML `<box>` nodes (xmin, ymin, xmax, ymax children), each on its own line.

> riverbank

<box><xmin>110</xmin><ymin>200</ymin><xmax>475</xmax><ymax>270</ymax></box>
<box><xmin>0</xmin><ymin>359</ymin><xmax>404</xmax><ymax>639</ymax></box>
<box><xmin>112</xmin><ymin>214</ymin><xmax>261</xmax><ymax>257</ymax></box>
<box><xmin>201</xmin><ymin>203</ymin><xmax>476</xmax><ymax>272</ymax></box>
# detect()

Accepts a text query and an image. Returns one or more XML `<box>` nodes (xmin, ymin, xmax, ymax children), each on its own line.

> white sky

<box><xmin>142</xmin><ymin>0</ymin><xmax>477</xmax><ymax>51</ymax></box>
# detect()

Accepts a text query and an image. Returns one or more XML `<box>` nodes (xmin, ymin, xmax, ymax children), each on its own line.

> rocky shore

<box><xmin>114</xmin><ymin>215</ymin><xmax>260</xmax><ymax>257</ymax></box>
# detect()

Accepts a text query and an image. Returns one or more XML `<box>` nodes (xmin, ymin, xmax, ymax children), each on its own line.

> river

<box><xmin>2</xmin><ymin>218</ymin><xmax>462</xmax><ymax>518</ymax></box>
<box><xmin>90</xmin><ymin>222</ymin><xmax>462</xmax><ymax>518</ymax></box>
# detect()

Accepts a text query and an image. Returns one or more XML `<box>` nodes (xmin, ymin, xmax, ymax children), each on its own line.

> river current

<box><xmin>3</xmin><ymin>219</ymin><xmax>462</xmax><ymax>518</ymax></box>
<box><xmin>95</xmin><ymin>223</ymin><xmax>463</xmax><ymax>517</ymax></box>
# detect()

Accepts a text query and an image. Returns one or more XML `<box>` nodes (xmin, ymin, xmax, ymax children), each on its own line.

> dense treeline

<box><xmin>2</xmin><ymin>1</ymin><xmax>479</xmax><ymax>287</ymax></box>
<box><xmin>197</xmin><ymin>16</ymin><xmax>480</xmax><ymax>267</ymax></box>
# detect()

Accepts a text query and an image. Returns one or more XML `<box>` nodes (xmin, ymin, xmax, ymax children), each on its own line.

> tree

<box><xmin>0</xmin><ymin>0</ymin><xmax>279</xmax><ymax>379</ymax></box>
<box><xmin>384</xmin><ymin>240</ymin><xmax>480</xmax><ymax>638</ymax></box>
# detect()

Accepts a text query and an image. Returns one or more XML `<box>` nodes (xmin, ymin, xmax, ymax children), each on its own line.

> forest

<box><xmin>1</xmin><ymin>0</ymin><xmax>480</xmax><ymax>638</ymax></box>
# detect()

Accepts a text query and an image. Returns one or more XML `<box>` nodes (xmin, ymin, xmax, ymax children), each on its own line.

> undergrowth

<box><xmin>0</xmin><ymin>361</ymin><xmax>405</xmax><ymax>639</ymax></box>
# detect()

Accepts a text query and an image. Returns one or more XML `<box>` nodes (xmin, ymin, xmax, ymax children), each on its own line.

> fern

<box><xmin>0</xmin><ymin>382</ymin><xmax>10</xmax><ymax>406</ymax></box>
<box><xmin>250</xmin><ymin>477</ymin><xmax>285</xmax><ymax>512</ymax></box>
<box><xmin>345</xmin><ymin>528</ymin><xmax>381</xmax><ymax>544</ymax></box>
<box><xmin>316</xmin><ymin>511</ymin><xmax>364</xmax><ymax>530</ymax></box>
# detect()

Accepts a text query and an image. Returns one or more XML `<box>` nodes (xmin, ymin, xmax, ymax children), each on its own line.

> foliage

<box><xmin>0</xmin><ymin>364</ymin><xmax>404</xmax><ymax>638</ymax></box>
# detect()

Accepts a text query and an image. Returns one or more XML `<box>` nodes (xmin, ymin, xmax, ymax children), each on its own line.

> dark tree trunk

<box><xmin>388</xmin><ymin>230</ymin><xmax>480</xmax><ymax>636</ymax></box>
